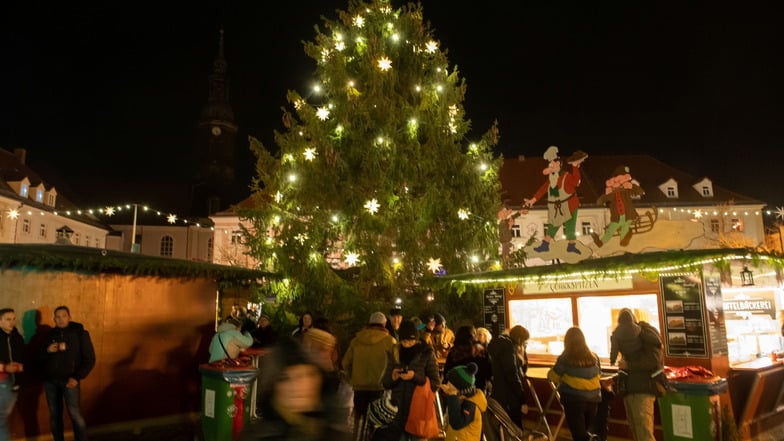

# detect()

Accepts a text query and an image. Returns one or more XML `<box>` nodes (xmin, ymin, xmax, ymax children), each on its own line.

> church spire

<box><xmin>201</xmin><ymin>28</ymin><xmax>234</xmax><ymax>123</ymax></box>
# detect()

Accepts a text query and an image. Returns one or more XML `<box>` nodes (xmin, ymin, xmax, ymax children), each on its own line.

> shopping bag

<box><xmin>405</xmin><ymin>377</ymin><xmax>440</xmax><ymax>439</ymax></box>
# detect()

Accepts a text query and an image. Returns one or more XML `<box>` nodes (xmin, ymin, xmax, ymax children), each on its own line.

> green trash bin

<box><xmin>658</xmin><ymin>378</ymin><xmax>727</xmax><ymax>441</ymax></box>
<box><xmin>200</xmin><ymin>363</ymin><xmax>258</xmax><ymax>441</ymax></box>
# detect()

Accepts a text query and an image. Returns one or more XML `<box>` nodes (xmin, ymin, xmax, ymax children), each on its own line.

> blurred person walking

<box><xmin>547</xmin><ymin>327</ymin><xmax>602</xmax><ymax>441</ymax></box>
<box><xmin>41</xmin><ymin>306</ymin><xmax>96</xmax><ymax>441</ymax></box>
<box><xmin>240</xmin><ymin>336</ymin><xmax>352</xmax><ymax>441</ymax></box>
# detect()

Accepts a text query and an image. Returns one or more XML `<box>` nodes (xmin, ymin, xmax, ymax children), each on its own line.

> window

<box><xmin>36</xmin><ymin>188</ymin><xmax>44</xmax><ymax>202</ymax></box>
<box><xmin>22</xmin><ymin>219</ymin><xmax>30</xmax><ymax>234</ymax></box>
<box><xmin>39</xmin><ymin>223</ymin><xmax>47</xmax><ymax>238</ymax></box>
<box><xmin>577</xmin><ymin>294</ymin><xmax>661</xmax><ymax>358</ymax></box>
<box><xmin>95</xmin><ymin>238</ymin><xmax>100</xmax><ymax>248</ymax></box>
<box><xmin>511</xmin><ymin>225</ymin><xmax>521</xmax><ymax>238</ymax></box>
<box><xmin>581</xmin><ymin>221</ymin><xmax>593</xmax><ymax>236</ymax></box>
<box><xmin>231</xmin><ymin>230</ymin><xmax>243</xmax><ymax>245</ymax></box>
<box><xmin>85</xmin><ymin>235</ymin><xmax>90</xmax><ymax>246</ymax></box>
<box><xmin>74</xmin><ymin>233</ymin><xmax>80</xmax><ymax>244</ymax></box>
<box><xmin>207</xmin><ymin>238</ymin><xmax>214</xmax><ymax>262</ymax></box>
<box><xmin>20</xmin><ymin>184</ymin><xmax>29</xmax><ymax>198</ymax></box>
<box><xmin>47</xmin><ymin>192</ymin><xmax>56</xmax><ymax>206</ymax></box>
<box><xmin>160</xmin><ymin>235</ymin><xmax>174</xmax><ymax>257</ymax></box>
<box><xmin>702</xmin><ymin>186</ymin><xmax>711</xmax><ymax>196</ymax></box>
<box><xmin>710</xmin><ymin>219</ymin><xmax>720</xmax><ymax>233</ymax></box>
<box><xmin>731</xmin><ymin>218</ymin><xmax>743</xmax><ymax>232</ymax></box>
<box><xmin>509</xmin><ymin>298</ymin><xmax>572</xmax><ymax>355</ymax></box>
<box><xmin>666</xmin><ymin>186</ymin><xmax>676</xmax><ymax>197</ymax></box>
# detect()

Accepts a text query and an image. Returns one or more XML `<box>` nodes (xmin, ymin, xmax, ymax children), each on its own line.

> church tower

<box><xmin>193</xmin><ymin>29</ymin><xmax>238</xmax><ymax>216</ymax></box>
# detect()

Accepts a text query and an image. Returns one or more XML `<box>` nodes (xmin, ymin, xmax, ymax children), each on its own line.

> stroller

<box><xmin>482</xmin><ymin>398</ymin><xmax>548</xmax><ymax>441</ymax></box>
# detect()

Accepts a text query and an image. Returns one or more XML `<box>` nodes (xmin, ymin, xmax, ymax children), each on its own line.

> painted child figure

<box><xmin>441</xmin><ymin>363</ymin><xmax>488</xmax><ymax>441</ymax></box>
<box><xmin>593</xmin><ymin>165</ymin><xmax>644</xmax><ymax>248</ymax></box>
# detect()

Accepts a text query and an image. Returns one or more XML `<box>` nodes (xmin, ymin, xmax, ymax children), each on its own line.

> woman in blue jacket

<box><xmin>548</xmin><ymin>327</ymin><xmax>602</xmax><ymax>441</ymax></box>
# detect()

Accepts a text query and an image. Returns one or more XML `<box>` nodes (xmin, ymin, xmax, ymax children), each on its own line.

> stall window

<box><xmin>722</xmin><ymin>287</ymin><xmax>782</xmax><ymax>364</ymax></box>
<box><xmin>577</xmin><ymin>294</ymin><xmax>661</xmax><ymax>359</ymax></box>
<box><xmin>508</xmin><ymin>298</ymin><xmax>572</xmax><ymax>355</ymax></box>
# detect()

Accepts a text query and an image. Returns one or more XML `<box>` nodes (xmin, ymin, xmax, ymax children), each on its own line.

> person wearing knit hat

<box><xmin>423</xmin><ymin>313</ymin><xmax>455</xmax><ymax>364</ymax></box>
<box><xmin>608</xmin><ymin>309</ymin><xmax>665</xmax><ymax>441</ymax></box>
<box><xmin>386</xmin><ymin>307</ymin><xmax>403</xmax><ymax>341</ymax></box>
<box><xmin>381</xmin><ymin>320</ymin><xmax>441</xmax><ymax>440</ymax></box>
<box><xmin>441</xmin><ymin>363</ymin><xmax>488</xmax><ymax>441</ymax></box>
<box><xmin>241</xmin><ymin>336</ymin><xmax>353</xmax><ymax>441</ymax></box>
<box><xmin>609</xmin><ymin>308</ymin><xmax>642</xmax><ymax>366</ymax></box>
<box><xmin>342</xmin><ymin>311</ymin><xmax>396</xmax><ymax>431</ymax></box>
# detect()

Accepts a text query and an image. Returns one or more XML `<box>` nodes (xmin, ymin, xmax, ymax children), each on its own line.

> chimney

<box><xmin>14</xmin><ymin>148</ymin><xmax>26</xmax><ymax>165</ymax></box>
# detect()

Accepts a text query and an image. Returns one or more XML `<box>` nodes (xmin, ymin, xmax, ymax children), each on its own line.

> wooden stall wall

<box><xmin>0</xmin><ymin>268</ymin><xmax>223</xmax><ymax>439</ymax></box>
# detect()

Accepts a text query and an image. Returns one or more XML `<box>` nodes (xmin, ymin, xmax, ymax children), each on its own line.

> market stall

<box><xmin>446</xmin><ymin>248</ymin><xmax>784</xmax><ymax>441</ymax></box>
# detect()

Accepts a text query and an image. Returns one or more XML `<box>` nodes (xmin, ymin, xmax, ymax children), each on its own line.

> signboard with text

<box><xmin>660</xmin><ymin>274</ymin><xmax>708</xmax><ymax>358</ymax></box>
<box><xmin>704</xmin><ymin>275</ymin><xmax>728</xmax><ymax>356</ymax></box>
<box><xmin>483</xmin><ymin>288</ymin><xmax>506</xmax><ymax>338</ymax></box>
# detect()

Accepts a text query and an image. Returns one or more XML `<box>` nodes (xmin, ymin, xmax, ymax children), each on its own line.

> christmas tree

<box><xmin>242</xmin><ymin>0</ymin><xmax>502</xmax><ymax>312</ymax></box>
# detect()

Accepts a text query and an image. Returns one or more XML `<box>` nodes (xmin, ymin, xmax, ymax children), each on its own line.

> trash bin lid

<box><xmin>670</xmin><ymin>377</ymin><xmax>728</xmax><ymax>395</ymax></box>
<box><xmin>199</xmin><ymin>363</ymin><xmax>259</xmax><ymax>384</ymax></box>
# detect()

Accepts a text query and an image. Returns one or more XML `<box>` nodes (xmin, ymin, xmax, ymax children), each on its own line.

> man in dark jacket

<box><xmin>42</xmin><ymin>306</ymin><xmax>96</xmax><ymax>441</ymax></box>
<box><xmin>0</xmin><ymin>308</ymin><xmax>25</xmax><ymax>441</ymax></box>
<box><xmin>487</xmin><ymin>325</ymin><xmax>530</xmax><ymax>429</ymax></box>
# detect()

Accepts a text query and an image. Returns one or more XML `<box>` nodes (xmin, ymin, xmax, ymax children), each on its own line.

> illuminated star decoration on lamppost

<box><xmin>167</xmin><ymin>214</ymin><xmax>177</xmax><ymax>224</ymax></box>
<box><xmin>6</xmin><ymin>208</ymin><xmax>19</xmax><ymax>219</ymax></box>
<box><xmin>426</xmin><ymin>257</ymin><xmax>443</xmax><ymax>274</ymax></box>
<box><xmin>776</xmin><ymin>206</ymin><xmax>784</xmax><ymax>221</ymax></box>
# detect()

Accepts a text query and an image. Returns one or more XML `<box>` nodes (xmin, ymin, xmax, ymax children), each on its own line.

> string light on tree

<box><xmin>344</xmin><ymin>251</ymin><xmax>360</xmax><ymax>267</ymax></box>
<box><xmin>457</xmin><ymin>208</ymin><xmax>471</xmax><ymax>220</ymax></box>
<box><xmin>377</xmin><ymin>56</ymin><xmax>392</xmax><ymax>71</ymax></box>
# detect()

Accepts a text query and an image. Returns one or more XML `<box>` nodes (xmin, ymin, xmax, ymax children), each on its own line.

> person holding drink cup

<box><xmin>41</xmin><ymin>306</ymin><xmax>96</xmax><ymax>441</ymax></box>
<box><xmin>0</xmin><ymin>308</ymin><xmax>25</xmax><ymax>441</ymax></box>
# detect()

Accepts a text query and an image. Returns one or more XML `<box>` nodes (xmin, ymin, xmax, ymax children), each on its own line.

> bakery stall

<box><xmin>443</xmin><ymin>248</ymin><xmax>784</xmax><ymax>441</ymax></box>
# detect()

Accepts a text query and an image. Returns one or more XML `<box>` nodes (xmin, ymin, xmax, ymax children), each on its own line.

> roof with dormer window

<box><xmin>499</xmin><ymin>154</ymin><xmax>763</xmax><ymax>208</ymax></box>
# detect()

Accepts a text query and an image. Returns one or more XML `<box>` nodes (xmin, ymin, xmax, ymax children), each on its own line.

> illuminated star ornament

<box><xmin>427</xmin><ymin>258</ymin><xmax>443</xmax><ymax>274</ymax></box>
<box><xmin>344</xmin><ymin>252</ymin><xmax>360</xmax><ymax>267</ymax></box>
<box><xmin>303</xmin><ymin>147</ymin><xmax>318</xmax><ymax>161</ymax></box>
<box><xmin>693</xmin><ymin>209</ymin><xmax>703</xmax><ymax>219</ymax></box>
<box><xmin>316</xmin><ymin>107</ymin><xmax>330</xmax><ymax>120</ymax></box>
<box><xmin>104</xmin><ymin>206</ymin><xmax>116</xmax><ymax>216</ymax></box>
<box><xmin>777</xmin><ymin>206</ymin><xmax>784</xmax><ymax>221</ymax></box>
<box><xmin>425</xmin><ymin>40</ymin><xmax>438</xmax><ymax>53</ymax></box>
<box><xmin>167</xmin><ymin>214</ymin><xmax>177</xmax><ymax>224</ymax></box>
<box><xmin>377</xmin><ymin>57</ymin><xmax>392</xmax><ymax>71</ymax></box>
<box><xmin>457</xmin><ymin>208</ymin><xmax>471</xmax><ymax>220</ymax></box>
<box><xmin>364</xmin><ymin>198</ymin><xmax>380</xmax><ymax>214</ymax></box>
<box><xmin>6</xmin><ymin>208</ymin><xmax>19</xmax><ymax>220</ymax></box>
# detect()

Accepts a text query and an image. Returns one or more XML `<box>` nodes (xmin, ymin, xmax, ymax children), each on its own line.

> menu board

<box><xmin>704</xmin><ymin>275</ymin><xmax>728</xmax><ymax>356</ymax></box>
<box><xmin>484</xmin><ymin>288</ymin><xmax>506</xmax><ymax>338</ymax></box>
<box><xmin>660</xmin><ymin>274</ymin><xmax>708</xmax><ymax>358</ymax></box>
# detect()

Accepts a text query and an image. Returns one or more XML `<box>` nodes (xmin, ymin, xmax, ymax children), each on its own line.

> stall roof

<box><xmin>442</xmin><ymin>248</ymin><xmax>783</xmax><ymax>285</ymax></box>
<box><xmin>0</xmin><ymin>243</ymin><xmax>276</xmax><ymax>285</ymax></box>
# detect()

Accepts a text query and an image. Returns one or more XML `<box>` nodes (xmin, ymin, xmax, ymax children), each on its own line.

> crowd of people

<box><xmin>207</xmin><ymin>305</ymin><xmax>665</xmax><ymax>441</ymax></box>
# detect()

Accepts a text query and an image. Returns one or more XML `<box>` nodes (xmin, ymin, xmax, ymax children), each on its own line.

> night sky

<box><xmin>2</xmin><ymin>2</ymin><xmax>782</xmax><ymax>213</ymax></box>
